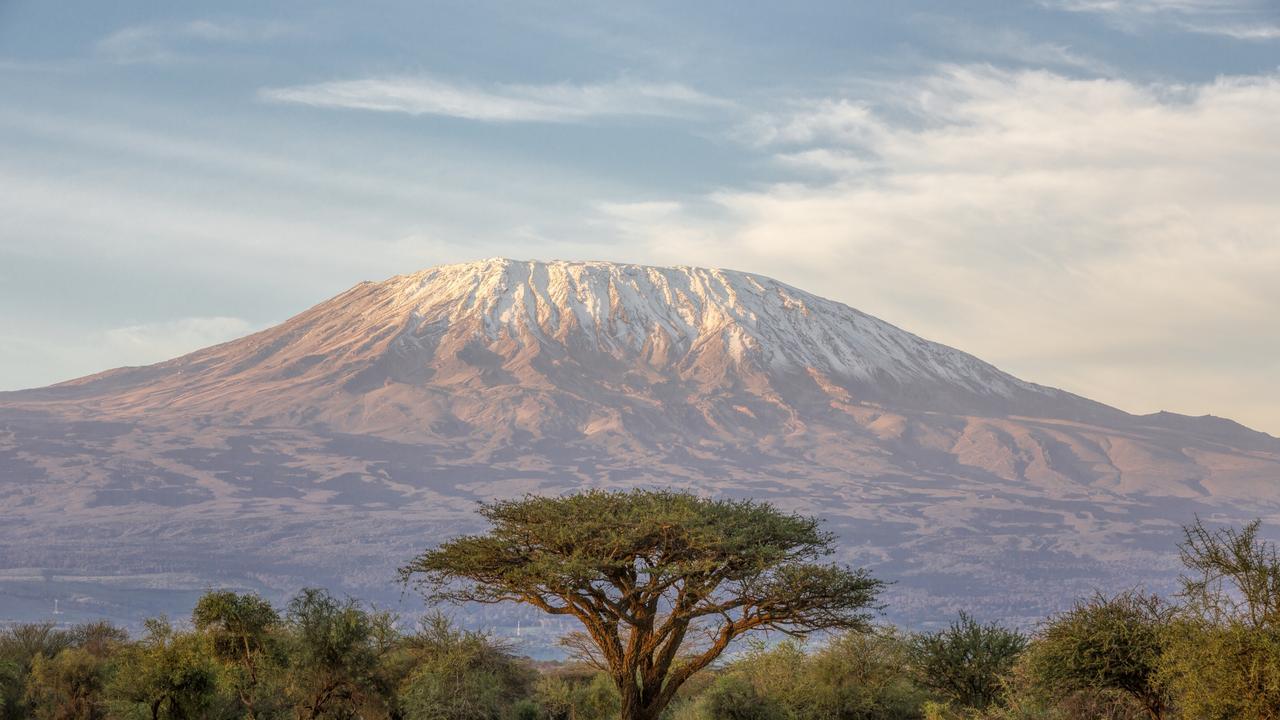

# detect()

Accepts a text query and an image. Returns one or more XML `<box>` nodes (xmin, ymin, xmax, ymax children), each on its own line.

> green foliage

<box><xmin>24</xmin><ymin>647</ymin><xmax>107</xmax><ymax>720</ymax></box>
<box><xmin>66</xmin><ymin>623</ymin><xmax>128</xmax><ymax>659</ymax></box>
<box><xmin>104</xmin><ymin>617</ymin><xmax>220</xmax><ymax>720</ymax></box>
<box><xmin>533</xmin><ymin>671</ymin><xmax>619</xmax><ymax>720</ymax></box>
<box><xmin>1154</xmin><ymin>517</ymin><xmax>1280</xmax><ymax>719</ymax></box>
<box><xmin>0</xmin><ymin>623</ymin><xmax>71</xmax><ymax>662</ymax></box>
<box><xmin>909</xmin><ymin>613</ymin><xmax>1026</xmax><ymax>711</ymax></box>
<box><xmin>0</xmin><ymin>660</ymin><xmax>16</xmax><ymax>714</ymax></box>
<box><xmin>690</xmin><ymin>632</ymin><xmax>926</xmax><ymax>720</ymax></box>
<box><xmin>191</xmin><ymin>590</ymin><xmax>283</xmax><ymax>719</ymax></box>
<box><xmin>1158</xmin><ymin>618</ymin><xmax>1280</xmax><ymax>720</ymax></box>
<box><xmin>697</xmin><ymin>675</ymin><xmax>784</xmax><ymax>720</ymax></box>
<box><xmin>0</xmin><ymin>623</ymin><xmax>72</xmax><ymax>720</ymax></box>
<box><xmin>9</xmin><ymin>512</ymin><xmax>1280</xmax><ymax>720</ymax></box>
<box><xmin>510</xmin><ymin>698</ymin><xmax>540</xmax><ymax>720</ymax></box>
<box><xmin>192</xmin><ymin>591</ymin><xmax>280</xmax><ymax>664</ymax></box>
<box><xmin>1178</xmin><ymin>516</ymin><xmax>1280</xmax><ymax>627</ymax></box>
<box><xmin>284</xmin><ymin>587</ymin><xmax>393</xmax><ymax>719</ymax></box>
<box><xmin>396</xmin><ymin>613</ymin><xmax>535</xmax><ymax>720</ymax></box>
<box><xmin>402</xmin><ymin>490</ymin><xmax>883</xmax><ymax>720</ymax></box>
<box><xmin>1024</xmin><ymin>591</ymin><xmax>1170</xmax><ymax>719</ymax></box>
<box><xmin>804</xmin><ymin>631</ymin><xmax>927</xmax><ymax>719</ymax></box>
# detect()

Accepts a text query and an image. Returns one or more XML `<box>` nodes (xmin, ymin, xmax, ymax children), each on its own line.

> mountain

<box><xmin>2</xmin><ymin>258</ymin><xmax>1278</xmax><ymax>636</ymax></box>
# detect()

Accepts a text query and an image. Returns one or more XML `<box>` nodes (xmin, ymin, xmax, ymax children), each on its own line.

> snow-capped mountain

<box><xmin>26</xmin><ymin>259</ymin><xmax>1106</xmax><ymax>434</ymax></box>
<box><xmin>2</xmin><ymin>259</ymin><xmax>1278</xmax><ymax>633</ymax></box>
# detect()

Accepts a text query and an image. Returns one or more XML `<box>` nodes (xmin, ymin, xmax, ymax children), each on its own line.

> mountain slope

<box><xmin>12</xmin><ymin>259</ymin><xmax>1115</xmax><ymax>434</ymax></box>
<box><xmin>2</xmin><ymin>259</ymin><xmax>1277</xmax><ymax>635</ymax></box>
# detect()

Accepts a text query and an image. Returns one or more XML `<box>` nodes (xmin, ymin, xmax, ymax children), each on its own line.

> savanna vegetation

<box><xmin>2</xmin><ymin>491</ymin><xmax>1277</xmax><ymax>720</ymax></box>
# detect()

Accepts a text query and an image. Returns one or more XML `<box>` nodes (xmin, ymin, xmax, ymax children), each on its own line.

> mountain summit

<box><xmin>2</xmin><ymin>259</ymin><xmax>1278</xmax><ymax>631</ymax></box>
<box><xmin>29</xmin><ymin>259</ymin><xmax>1102</xmax><ymax>439</ymax></box>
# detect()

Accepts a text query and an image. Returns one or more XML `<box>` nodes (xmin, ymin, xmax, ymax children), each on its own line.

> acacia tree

<box><xmin>106</xmin><ymin>618</ymin><xmax>218</xmax><ymax>720</ymax></box>
<box><xmin>1158</xmin><ymin>517</ymin><xmax>1280</xmax><ymax>719</ymax></box>
<box><xmin>1177</xmin><ymin>517</ymin><xmax>1280</xmax><ymax>627</ymax></box>
<box><xmin>400</xmin><ymin>490</ymin><xmax>884</xmax><ymax>720</ymax></box>
<box><xmin>192</xmin><ymin>591</ymin><xmax>281</xmax><ymax>719</ymax></box>
<box><xmin>284</xmin><ymin>588</ymin><xmax>392</xmax><ymax>720</ymax></box>
<box><xmin>24</xmin><ymin>648</ymin><xmax>107</xmax><ymax>720</ymax></box>
<box><xmin>909</xmin><ymin>612</ymin><xmax>1026</xmax><ymax>711</ymax></box>
<box><xmin>1027</xmin><ymin>591</ymin><xmax>1171</xmax><ymax>720</ymax></box>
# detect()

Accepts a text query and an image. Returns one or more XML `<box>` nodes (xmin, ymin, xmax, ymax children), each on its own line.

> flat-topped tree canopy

<box><xmin>400</xmin><ymin>489</ymin><xmax>883</xmax><ymax>720</ymax></box>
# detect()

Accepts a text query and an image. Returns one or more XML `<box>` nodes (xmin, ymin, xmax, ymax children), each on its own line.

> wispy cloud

<box><xmin>1041</xmin><ymin>0</ymin><xmax>1280</xmax><ymax>40</ymax></box>
<box><xmin>260</xmin><ymin>76</ymin><xmax>732</xmax><ymax>123</ymax></box>
<box><xmin>101</xmin><ymin>317</ymin><xmax>256</xmax><ymax>362</ymax></box>
<box><xmin>608</xmin><ymin>66</ymin><xmax>1280</xmax><ymax>431</ymax></box>
<box><xmin>96</xmin><ymin>19</ymin><xmax>295</xmax><ymax>63</ymax></box>
<box><xmin>1180</xmin><ymin>21</ymin><xmax>1280</xmax><ymax>39</ymax></box>
<box><xmin>917</xmin><ymin>16</ymin><xmax>1111</xmax><ymax>74</ymax></box>
<box><xmin>0</xmin><ymin>318</ymin><xmax>259</xmax><ymax>391</ymax></box>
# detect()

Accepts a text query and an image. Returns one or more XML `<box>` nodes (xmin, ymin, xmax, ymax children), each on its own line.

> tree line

<box><xmin>1</xmin><ymin>490</ymin><xmax>1277</xmax><ymax>719</ymax></box>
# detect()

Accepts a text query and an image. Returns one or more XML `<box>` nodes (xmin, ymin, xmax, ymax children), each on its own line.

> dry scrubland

<box><xmin>3</xmin><ymin>491</ymin><xmax>1279</xmax><ymax>720</ymax></box>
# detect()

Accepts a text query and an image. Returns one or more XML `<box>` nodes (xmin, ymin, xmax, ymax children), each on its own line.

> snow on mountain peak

<box><xmin>370</xmin><ymin>258</ymin><xmax>1046</xmax><ymax>399</ymax></box>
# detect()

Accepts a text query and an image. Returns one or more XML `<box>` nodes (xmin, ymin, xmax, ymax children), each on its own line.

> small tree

<box><xmin>0</xmin><ymin>660</ymin><xmax>17</xmax><ymax>717</ymax></box>
<box><xmin>714</xmin><ymin>632</ymin><xmax>923</xmax><ymax>720</ymax></box>
<box><xmin>1026</xmin><ymin>591</ymin><xmax>1170</xmax><ymax>720</ymax></box>
<box><xmin>1178</xmin><ymin>516</ymin><xmax>1280</xmax><ymax>627</ymax></box>
<box><xmin>105</xmin><ymin>618</ymin><xmax>219</xmax><ymax>720</ymax></box>
<box><xmin>192</xmin><ymin>590</ymin><xmax>282</xmax><ymax>719</ymax></box>
<box><xmin>533</xmin><ymin>672</ymin><xmax>620</xmax><ymax>720</ymax></box>
<box><xmin>699</xmin><ymin>675</ymin><xmax>785</xmax><ymax>720</ymax></box>
<box><xmin>65</xmin><ymin>623</ymin><xmax>127</xmax><ymax>660</ymax></box>
<box><xmin>910</xmin><ymin>613</ymin><xmax>1026</xmax><ymax>711</ymax></box>
<box><xmin>396</xmin><ymin>613</ymin><xmax>535</xmax><ymax>720</ymax></box>
<box><xmin>401</xmin><ymin>490</ymin><xmax>883</xmax><ymax>720</ymax></box>
<box><xmin>24</xmin><ymin>648</ymin><xmax>107</xmax><ymax>720</ymax></box>
<box><xmin>1158</xmin><ymin>517</ymin><xmax>1280</xmax><ymax>719</ymax></box>
<box><xmin>1</xmin><ymin>624</ymin><xmax>72</xmax><ymax>720</ymax></box>
<box><xmin>284</xmin><ymin>588</ymin><xmax>391</xmax><ymax>719</ymax></box>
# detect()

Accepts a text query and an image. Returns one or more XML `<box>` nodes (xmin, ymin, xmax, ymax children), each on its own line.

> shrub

<box><xmin>1023</xmin><ymin>591</ymin><xmax>1170</xmax><ymax>719</ymax></box>
<box><xmin>396</xmin><ymin>613</ymin><xmax>535</xmax><ymax>720</ymax></box>
<box><xmin>24</xmin><ymin>648</ymin><xmax>107</xmax><ymax>720</ymax></box>
<box><xmin>909</xmin><ymin>613</ymin><xmax>1026</xmax><ymax>711</ymax></box>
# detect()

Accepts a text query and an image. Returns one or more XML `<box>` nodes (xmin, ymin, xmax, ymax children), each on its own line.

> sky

<box><xmin>1</xmin><ymin>0</ymin><xmax>1278</xmax><ymax>433</ymax></box>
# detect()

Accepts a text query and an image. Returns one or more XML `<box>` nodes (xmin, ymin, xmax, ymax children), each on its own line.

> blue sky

<box><xmin>2</xmin><ymin>1</ymin><xmax>1278</xmax><ymax>432</ymax></box>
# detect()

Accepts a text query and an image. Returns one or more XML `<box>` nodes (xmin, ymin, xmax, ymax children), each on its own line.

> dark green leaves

<box><xmin>909</xmin><ymin>612</ymin><xmax>1026</xmax><ymax>710</ymax></box>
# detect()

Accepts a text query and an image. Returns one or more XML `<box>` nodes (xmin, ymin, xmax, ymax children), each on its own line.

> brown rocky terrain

<box><xmin>2</xmin><ymin>258</ymin><xmax>1277</xmax><ymax>637</ymax></box>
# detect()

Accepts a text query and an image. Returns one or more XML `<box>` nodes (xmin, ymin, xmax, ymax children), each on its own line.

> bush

<box><xmin>1023</xmin><ymin>591</ymin><xmax>1170</xmax><ymax>719</ymax></box>
<box><xmin>1155</xmin><ymin>518</ymin><xmax>1280</xmax><ymax>719</ymax></box>
<box><xmin>283</xmin><ymin>588</ymin><xmax>393</xmax><ymax>719</ymax></box>
<box><xmin>698</xmin><ymin>675</ymin><xmax>784</xmax><ymax>720</ymax></box>
<box><xmin>104</xmin><ymin>618</ymin><xmax>221</xmax><ymax>720</ymax></box>
<box><xmin>532</xmin><ymin>671</ymin><xmax>618</xmax><ymax>720</ymax></box>
<box><xmin>396</xmin><ymin>613</ymin><xmax>535</xmax><ymax>720</ymax></box>
<box><xmin>694</xmin><ymin>633</ymin><xmax>926</xmax><ymax>720</ymax></box>
<box><xmin>909</xmin><ymin>613</ymin><xmax>1026</xmax><ymax>711</ymax></box>
<box><xmin>0</xmin><ymin>623</ymin><xmax>71</xmax><ymax>720</ymax></box>
<box><xmin>24</xmin><ymin>648</ymin><xmax>107</xmax><ymax>720</ymax></box>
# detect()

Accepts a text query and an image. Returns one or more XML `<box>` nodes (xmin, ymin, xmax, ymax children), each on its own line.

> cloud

<box><xmin>261</xmin><ymin>76</ymin><xmax>732</xmax><ymax>122</ymax></box>
<box><xmin>1048</xmin><ymin>0</ymin><xmax>1246</xmax><ymax>9</ymax></box>
<box><xmin>916</xmin><ymin>16</ymin><xmax>1111</xmax><ymax>74</ymax></box>
<box><xmin>96</xmin><ymin>19</ymin><xmax>294</xmax><ymax>63</ymax></box>
<box><xmin>1041</xmin><ymin>0</ymin><xmax>1280</xmax><ymax>40</ymax></box>
<box><xmin>100</xmin><ymin>317</ymin><xmax>256</xmax><ymax>364</ymax></box>
<box><xmin>1181</xmin><ymin>21</ymin><xmax>1280</xmax><ymax>39</ymax></box>
<box><xmin>607</xmin><ymin>65</ymin><xmax>1280</xmax><ymax>432</ymax></box>
<box><xmin>0</xmin><ymin>318</ymin><xmax>259</xmax><ymax>391</ymax></box>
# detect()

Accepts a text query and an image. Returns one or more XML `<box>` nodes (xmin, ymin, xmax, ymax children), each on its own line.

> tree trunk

<box><xmin>618</xmin><ymin>688</ymin><xmax>662</xmax><ymax>720</ymax></box>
